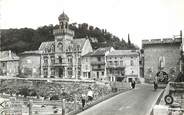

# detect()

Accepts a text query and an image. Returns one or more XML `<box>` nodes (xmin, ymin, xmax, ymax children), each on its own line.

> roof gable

<box><xmin>91</xmin><ymin>47</ymin><xmax>112</xmax><ymax>56</ymax></box>
<box><xmin>107</xmin><ymin>50</ymin><xmax>139</xmax><ymax>56</ymax></box>
<box><xmin>72</xmin><ymin>38</ymin><xmax>86</xmax><ymax>50</ymax></box>
<box><xmin>39</xmin><ymin>41</ymin><xmax>55</xmax><ymax>53</ymax></box>
<box><xmin>0</xmin><ymin>50</ymin><xmax>19</xmax><ymax>61</ymax></box>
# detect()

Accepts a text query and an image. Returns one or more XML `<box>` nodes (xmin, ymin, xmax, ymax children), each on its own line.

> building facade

<box><xmin>142</xmin><ymin>38</ymin><xmax>182</xmax><ymax>82</ymax></box>
<box><xmin>90</xmin><ymin>47</ymin><xmax>114</xmax><ymax>81</ymax></box>
<box><xmin>19</xmin><ymin>50</ymin><xmax>41</xmax><ymax>78</ymax></box>
<box><xmin>39</xmin><ymin>12</ymin><xmax>93</xmax><ymax>79</ymax></box>
<box><xmin>106</xmin><ymin>50</ymin><xmax>140</xmax><ymax>82</ymax></box>
<box><xmin>0</xmin><ymin>50</ymin><xmax>19</xmax><ymax>77</ymax></box>
<box><xmin>81</xmin><ymin>52</ymin><xmax>93</xmax><ymax>80</ymax></box>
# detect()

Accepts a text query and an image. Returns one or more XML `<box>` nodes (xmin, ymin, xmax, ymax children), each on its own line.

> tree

<box><xmin>128</xmin><ymin>34</ymin><xmax>131</xmax><ymax>47</ymax></box>
<box><xmin>1</xmin><ymin>24</ymin><xmax>138</xmax><ymax>54</ymax></box>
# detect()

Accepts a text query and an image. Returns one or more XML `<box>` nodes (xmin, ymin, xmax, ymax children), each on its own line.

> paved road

<box><xmin>77</xmin><ymin>84</ymin><xmax>163</xmax><ymax>115</ymax></box>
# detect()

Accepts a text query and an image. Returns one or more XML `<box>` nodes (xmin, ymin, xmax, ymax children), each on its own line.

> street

<box><xmin>77</xmin><ymin>84</ymin><xmax>163</xmax><ymax>115</ymax></box>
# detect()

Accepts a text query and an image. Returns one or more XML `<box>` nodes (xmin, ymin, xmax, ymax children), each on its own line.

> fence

<box><xmin>0</xmin><ymin>78</ymin><xmax>131</xmax><ymax>115</ymax></box>
<box><xmin>0</xmin><ymin>98</ymin><xmax>75</xmax><ymax>115</ymax></box>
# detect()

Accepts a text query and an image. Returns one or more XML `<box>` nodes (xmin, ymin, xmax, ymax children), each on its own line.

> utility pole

<box><xmin>0</xmin><ymin>0</ymin><xmax>1</xmax><ymax>52</ymax></box>
<box><xmin>180</xmin><ymin>30</ymin><xmax>183</xmax><ymax>72</ymax></box>
<box><xmin>0</xmin><ymin>29</ymin><xmax>2</xmax><ymax>60</ymax></box>
<box><xmin>0</xmin><ymin>30</ymin><xmax>1</xmax><ymax>51</ymax></box>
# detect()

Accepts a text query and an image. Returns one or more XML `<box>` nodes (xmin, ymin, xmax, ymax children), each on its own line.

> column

<box><xmin>64</xmin><ymin>67</ymin><xmax>67</xmax><ymax>78</ymax></box>
<box><xmin>110</xmin><ymin>76</ymin><xmax>112</xmax><ymax>81</ymax></box>
<box><xmin>55</xmin><ymin>68</ymin><xmax>58</xmax><ymax>78</ymax></box>
<box><xmin>48</xmin><ymin>55</ymin><xmax>51</xmax><ymax>78</ymax></box>
<box><xmin>113</xmin><ymin>76</ymin><xmax>116</xmax><ymax>82</ymax></box>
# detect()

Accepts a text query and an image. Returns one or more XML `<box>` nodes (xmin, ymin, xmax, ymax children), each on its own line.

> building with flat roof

<box><xmin>142</xmin><ymin>38</ymin><xmax>182</xmax><ymax>82</ymax></box>
<box><xmin>106</xmin><ymin>50</ymin><xmax>140</xmax><ymax>82</ymax></box>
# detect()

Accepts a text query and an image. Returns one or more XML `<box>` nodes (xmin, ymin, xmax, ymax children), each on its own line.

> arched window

<box><xmin>57</xmin><ymin>42</ymin><xmax>63</xmax><ymax>52</ymax></box>
<box><xmin>51</xmin><ymin>44</ymin><xmax>55</xmax><ymax>52</ymax></box>
<box><xmin>61</xmin><ymin>22</ymin><xmax>64</xmax><ymax>29</ymax></box>
<box><xmin>159</xmin><ymin>56</ymin><xmax>165</xmax><ymax>70</ymax></box>
<box><xmin>65</xmin><ymin>22</ymin><xmax>68</xmax><ymax>28</ymax></box>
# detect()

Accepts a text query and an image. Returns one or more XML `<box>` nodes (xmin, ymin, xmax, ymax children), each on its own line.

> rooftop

<box><xmin>58</xmin><ymin>12</ymin><xmax>69</xmax><ymax>21</ymax></box>
<box><xmin>91</xmin><ymin>47</ymin><xmax>112</xmax><ymax>56</ymax></box>
<box><xmin>38</xmin><ymin>38</ymin><xmax>87</xmax><ymax>53</ymax></box>
<box><xmin>82</xmin><ymin>52</ymin><xmax>93</xmax><ymax>57</ymax></box>
<box><xmin>107</xmin><ymin>50</ymin><xmax>139</xmax><ymax>56</ymax></box>
<box><xmin>20</xmin><ymin>50</ymin><xmax>42</xmax><ymax>55</ymax></box>
<box><xmin>142</xmin><ymin>38</ymin><xmax>182</xmax><ymax>45</ymax></box>
<box><xmin>39</xmin><ymin>41</ymin><xmax>55</xmax><ymax>51</ymax></box>
<box><xmin>0</xmin><ymin>50</ymin><xmax>19</xmax><ymax>61</ymax></box>
<box><xmin>73</xmin><ymin>38</ymin><xmax>86</xmax><ymax>50</ymax></box>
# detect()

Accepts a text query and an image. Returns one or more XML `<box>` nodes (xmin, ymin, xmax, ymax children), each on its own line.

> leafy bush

<box><xmin>50</xmin><ymin>95</ymin><xmax>59</xmax><ymax>100</ymax></box>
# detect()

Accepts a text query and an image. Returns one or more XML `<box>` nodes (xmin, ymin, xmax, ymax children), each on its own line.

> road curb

<box><xmin>66</xmin><ymin>89</ymin><xmax>130</xmax><ymax>115</ymax></box>
<box><xmin>148</xmin><ymin>89</ymin><xmax>165</xmax><ymax>115</ymax></box>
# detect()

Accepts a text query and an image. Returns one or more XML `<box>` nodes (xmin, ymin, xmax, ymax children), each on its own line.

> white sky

<box><xmin>1</xmin><ymin>0</ymin><xmax>184</xmax><ymax>48</ymax></box>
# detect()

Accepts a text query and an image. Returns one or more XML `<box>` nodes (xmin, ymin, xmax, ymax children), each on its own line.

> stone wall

<box><xmin>143</xmin><ymin>38</ymin><xmax>182</xmax><ymax>82</ymax></box>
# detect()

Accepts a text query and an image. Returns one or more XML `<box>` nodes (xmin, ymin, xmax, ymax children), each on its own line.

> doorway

<box><xmin>128</xmin><ymin>78</ymin><xmax>132</xmax><ymax>82</ymax></box>
<box><xmin>97</xmin><ymin>72</ymin><xmax>99</xmax><ymax>79</ymax></box>
<box><xmin>59</xmin><ymin>68</ymin><xmax>63</xmax><ymax>78</ymax></box>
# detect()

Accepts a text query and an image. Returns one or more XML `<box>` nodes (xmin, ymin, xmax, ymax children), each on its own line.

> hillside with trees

<box><xmin>0</xmin><ymin>23</ymin><xmax>138</xmax><ymax>54</ymax></box>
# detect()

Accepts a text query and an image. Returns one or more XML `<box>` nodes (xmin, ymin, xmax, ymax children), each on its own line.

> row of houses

<box><xmin>82</xmin><ymin>48</ymin><xmax>141</xmax><ymax>82</ymax></box>
<box><xmin>1</xmin><ymin>12</ymin><xmax>183</xmax><ymax>83</ymax></box>
<box><xmin>0</xmin><ymin>12</ymin><xmax>141</xmax><ymax>83</ymax></box>
<box><xmin>0</xmin><ymin>12</ymin><xmax>184</xmax><ymax>82</ymax></box>
<box><xmin>0</xmin><ymin>48</ymin><xmax>141</xmax><ymax>83</ymax></box>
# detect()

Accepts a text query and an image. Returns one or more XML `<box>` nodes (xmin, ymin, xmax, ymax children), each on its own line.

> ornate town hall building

<box><xmin>39</xmin><ymin>12</ymin><xmax>93</xmax><ymax>79</ymax></box>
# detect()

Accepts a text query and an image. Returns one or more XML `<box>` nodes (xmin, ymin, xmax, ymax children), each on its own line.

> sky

<box><xmin>0</xmin><ymin>0</ymin><xmax>184</xmax><ymax>48</ymax></box>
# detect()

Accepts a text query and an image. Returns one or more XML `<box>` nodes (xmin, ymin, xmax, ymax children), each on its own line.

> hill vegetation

<box><xmin>1</xmin><ymin>23</ymin><xmax>138</xmax><ymax>54</ymax></box>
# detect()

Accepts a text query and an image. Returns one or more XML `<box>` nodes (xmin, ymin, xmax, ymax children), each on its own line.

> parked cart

<box><xmin>164</xmin><ymin>82</ymin><xmax>184</xmax><ymax>105</ymax></box>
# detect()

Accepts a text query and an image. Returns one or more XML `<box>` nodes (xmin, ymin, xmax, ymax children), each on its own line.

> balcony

<box><xmin>43</xmin><ymin>63</ymin><xmax>48</xmax><ymax>67</ymax></box>
<box><xmin>106</xmin><ymin>64</ymin><xmax>125</xmax><ymax>69</ymax></box>
<box><xmin>91</xmin><ymin>61</ymin><xmax>105</xmax><ymax>65</ymax></box>
<box><xmin>53</xmin><ymin>62</ymin><xmax>68</xmax><ymax>67</ymax></box>
<box><xmin>53</xmin><ymin>29</ymin><xmax>74</xmax><ymax>36</ymax></box>
<box><xmin>92</xmin><ymin>67</ymin><xmax>104</xmax><ymax>71</ymax></box>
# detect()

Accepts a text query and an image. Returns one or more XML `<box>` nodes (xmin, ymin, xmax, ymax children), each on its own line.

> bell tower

<box><xmin>53</xmin><ymin>12</ymin><xmax>74</xmax><ymax>53</ymax></box>
<box><xmin>58</xmin><ymin>12</ymin><xmax>69</xmax><ymax>30</ymax></box>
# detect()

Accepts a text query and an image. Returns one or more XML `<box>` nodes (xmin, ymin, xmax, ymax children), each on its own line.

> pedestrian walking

<box><xmin>87</xmin><ymin>87</ymin><xmax>93</xmax><ymax>104</ymax></box>
<box><xmin>81</xmin><ymin>92</ymin><xmax>86</xmax><ymax>110</ymax></box>
<box><xmin>131</xmin><ymin>79</ymin><xmax>136</xmax><ymax>89</ymax></box>
<box><xmin>153</xmin><ymin>76</ymin><xmax>158</xmax><ymax>90</ymax></box>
